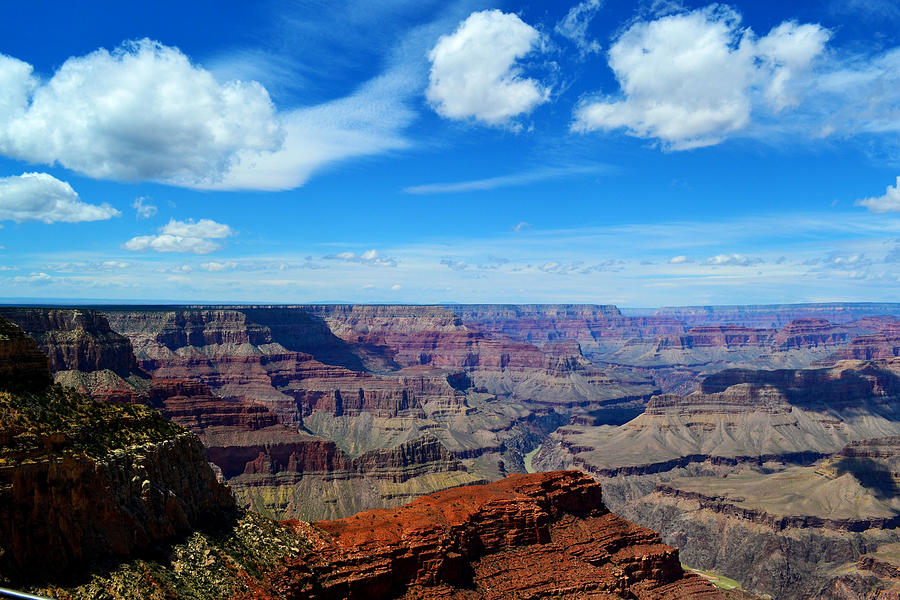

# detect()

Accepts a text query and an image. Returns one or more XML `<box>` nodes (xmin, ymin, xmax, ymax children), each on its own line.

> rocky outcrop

<box><xmin>830</xmin><ymin>321</ymin><xmax>900</xmax><ymax>361</ymax></box>
<box><xmin>146</xmin><ymin>377</ymin><xmax>483</xmax><ymax>520</ymax></box>
<box><xmin>586</xmin><ymin>434</ymin><xmax>900</xmax><ymax>599</ymax></box>
<box><xmin>0</xmin><ymin>317</ymin><xmax>51</xmax><ymax>391</ymax></box>
<box><xmin>243</xmin><ymin>471</ymin><xmax>722</xmax><ymax>600</ymax></box>
<box><xmin>450</xmin><ymin>303</ymin><xmax>686</xmax><ymax>350</ymax></box>
<box><xmin>618</xmin><ymin>483</ymin><xmax>900</xmax><ymax>600</ymax></box>
<box><xmin>652</xmin><ymin>484</ymin><xmax>900</xmax><ymax>532</ymax></box>
<box><xmin>774</xmin><ymin>318</ymin><xmax>849</xmax><ymax>349</ymax></box>
<box><xmin>0</xmin><ymin>385</ymin><xmax>235</xmax><ymax>584</ymax></box>
<box><xmin>0</xmin><ymin>307</ymin><xmax>140</xmax><ymax>375</ymax></box>
<box><xmin>643</xmin><ymin>319</ymin><xmax>847</xmax><ymax>353</ymax></box>
<box><xmin>698</xmin><ymin>361</ymin><xmax>900</xmax><ymax>407</ymax></box>
<box><xmin>657</xmin><ymin>326</ymin><xmax>775</xmax><ymax>350</ymax></box>
<box><xmin>0</xmin><ymin>308</ymin><xmax>150</xmax><ymax>403</ymax></box>
<box><xmin>30</xmin><ymin>472</ymin><xmax>721</xmax><ymax>600</ymax></box>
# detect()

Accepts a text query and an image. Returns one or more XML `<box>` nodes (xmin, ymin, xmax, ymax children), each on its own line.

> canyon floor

<box><xmin>4</xmin><ymin>302</ymin><xmax>900</xmax><ymax>598</ymax></box>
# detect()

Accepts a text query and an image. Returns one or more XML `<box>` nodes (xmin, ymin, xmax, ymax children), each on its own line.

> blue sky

<box><xmin>1</xmin><ymin>0</ymin><xmax>900</xmax><ymax>306</ymax></box>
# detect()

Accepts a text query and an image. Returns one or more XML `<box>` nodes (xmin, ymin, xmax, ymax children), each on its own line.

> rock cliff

<box><xmin>532</xmin><ymin>360</ymin><xmax>900</xmax><ymax>598</ymax></box>
<box><xmin>244</xmin><ymin>471</ymin><xmax>722</xmax><ymax>600</ymax></box>
<box><xmin>0</xmin><ymin>307</ymin><xmax>150</xmax><ymax>402</ymax></box>
<box><xmin>829</xmin><ymin>320</ymin><xmax>900</xmax><ymax>361</ymax></box>
<box><xmin>0</xmin><ymin>318</ymin><xmax>51</xmax><ymax>392</ymax></box>
<box><xmin>0</xmin><ymin>384</ymin><xmax>234</xmax><ymax>584</ymax></box>
<box><xmin>147</xmin><ymin>376</ymin><xmax>482</xmax><ymax>520</ymax></box>
<box><xmin>100</xmin><ymin>306</ymin><xmax>656</xmax><ymax>519</ymax></box>
<box><xmin>611</xmin><ymin>437</ymin><xmax>900</xmax><ymax>599</ymax></box>
<box><xmin>0</xmin><ymin>307</ymin><xmax>141</xmax><ymax>375</ymax></box>
<box><xmin>538</xmin><ymin>360</ymin><xmax>900</xmax><ymax>479</ymax></box>
<box><xmin>31</xmin><ymin>472</ymin><xmax>721</xmax><ymax>600</ymax></box>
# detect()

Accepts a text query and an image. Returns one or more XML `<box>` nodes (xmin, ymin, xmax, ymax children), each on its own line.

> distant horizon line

<box><xmin>3</xmin><ymin>299</ymin><xmax>900</xmax><ymax>311</ymax></box>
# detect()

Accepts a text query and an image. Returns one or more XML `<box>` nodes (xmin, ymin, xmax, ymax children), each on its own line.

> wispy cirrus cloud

<box><xmin>7</xmin><ymin>211</ymin><xmax>900</xmax><ymax>306</ymax></box>
<box><xmin>404</xmin><ymin>163</ymin><xmax>613</xmax><ymax>194</ymax></box>
<box><xmin>555</xmin><ymin>0</ymin><xmax>604</xmax><ymax>55</ymax></box>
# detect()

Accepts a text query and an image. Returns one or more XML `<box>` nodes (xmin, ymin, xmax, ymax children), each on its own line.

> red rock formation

<box><xmin>773</xmin><ymin>318</ymin><xmax>849</xmax><ymax>349</ymax></box>
<box><xmin>830</xmin><ymin>321</ymin><xmax>900</xmax><ymax>361</ymax></box>
<box><xmin>0</xmin><ymin>308</ymin><xmax>151</xmax><ymax>404</ymax></box>
<box><xmin>238</xmin><ymin>471</ymin><xmax>721</xmax><ymax>600</ymax></box>
<box><xmin>0</xmin><ymin>352</ymin><xmax>236</xmax><ymax>586</ymax></box>
<box><xmin>656</xmin><ymin>325</ymin><xmax>775</xmax><ymax>350</ymax></box>
<box><xmin>150</xmin><ymin>378</ymin><xmax>282</xmax><ymax>431</ymax></box>
<box><xmin>142</xmin><ymin>351</ymin><xmax>429</xmax><ymax>424</ymax></box>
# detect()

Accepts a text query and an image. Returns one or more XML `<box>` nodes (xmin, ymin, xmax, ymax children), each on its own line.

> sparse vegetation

<box><xmin>0</xmin><ymin>385</ymin><xmax>183</xmax><ymax>462</ymax></box>
<box><xmin>35</xmin><ymin>511</ymin><xmax>307</xmax><ymax>600</ymax></box>
<box><xmin>683</xmin><ymin>564</ymin><xmax>742</xmax><ymax>590</ymax></box>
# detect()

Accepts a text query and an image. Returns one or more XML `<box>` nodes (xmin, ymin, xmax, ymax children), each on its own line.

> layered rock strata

<box><xmin>614</xmin><ymin>438</ymin><xmax>900</xmax><ymax>599</ymax></box>
<box><xmin>148</xmin><ymin>377</ymin><xmax>484</xmax><ymax>520</ymax></box>
<box><xmin>538</xmin><ymin>360</ymin><xmax>900</xmax><ymax>479</ymax></box>
<box><xmin>244</xmin><ymin>471</ymin><xmax>723</xmax><ymax>600</ymax></box>
<box><xmin>652</xmin><ymin>303</ymin><xmax>900</xmax><ymax>329</ymax></box>
<box><xmin>0</xmin><ymin>307</ymin><xmax>139</xmax><ymax>374</ymax></box>
<box><xmin>533</xmin><ymin>361</ymin><xmax>900</xmax><ymax>598</ymax></box>
<box><xmin>32</xmin><ymin>472</ymin><xmax>721</xmax><ymax>600</ymax></box>
<box><xmin>0</xmin><ymin>307</ymin><xmax>149</xmax><ymax>401</ymax></box>
<box><xmin>101</xmin><ymin>307</ymin><xmax>657</xmax><ymax>519</ymax></box>
<box><xmin>830</xmin><ymin>321</ymin><xmax>900</xmax><ymax>361</ymax></box>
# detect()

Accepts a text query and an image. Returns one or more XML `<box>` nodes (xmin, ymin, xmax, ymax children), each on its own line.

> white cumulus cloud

<box><xmin>426</xmin><ymin>10</ymin><xmax>549</xmax><ymax>126</ymax></box>
<box><xmin>573</xmin><ymin>6</ymin><xmax>829</xmax><ymax>148</ymax></box>
<box><xmin>0</xmin><ymin>40</ymin><xmax>282</xmax><ymax>186</ymax></box>
<box><xmin>124</xmin><ymin>218</ymin><xmax>233</xmax><ymax>254</ymax></box>
<box><xmin>0</xmin><ymin>172</ymin><xmax>120</xmax><ymax>223</ymax></box>
<box><xmin>857</xmin><ymin>176</ymin><xmax>900</xmax><ymax>213</ymax></box>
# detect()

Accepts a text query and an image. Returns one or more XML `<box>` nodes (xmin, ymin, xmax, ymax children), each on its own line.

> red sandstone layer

<box><xmin>236</xmin><ymin>471</ymin><xmax>722</xmax><ymax>600</ymax></box>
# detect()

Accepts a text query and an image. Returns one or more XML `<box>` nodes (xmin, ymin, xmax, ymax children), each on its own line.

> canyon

<box><xmin>0</xmin><ymin>323</ymin><xmax>720</xmax><ymax>598</ymax></box>
<box><xmin>4</xmin><ymin>302</ymin><xmax>900</xmax><ymax>598</ymax></box>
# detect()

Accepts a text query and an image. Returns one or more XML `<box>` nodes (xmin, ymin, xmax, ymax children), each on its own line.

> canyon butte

<box><xmin>4</xmin><ymin>302</ymin><xmax>900</xmax><ymax>598</ymax></box>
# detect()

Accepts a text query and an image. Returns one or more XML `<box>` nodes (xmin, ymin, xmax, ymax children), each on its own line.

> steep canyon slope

<box><xmin>536</xmin><ymin>359</ymin><xmax>900</xmax><ymax>599</ymax></box>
